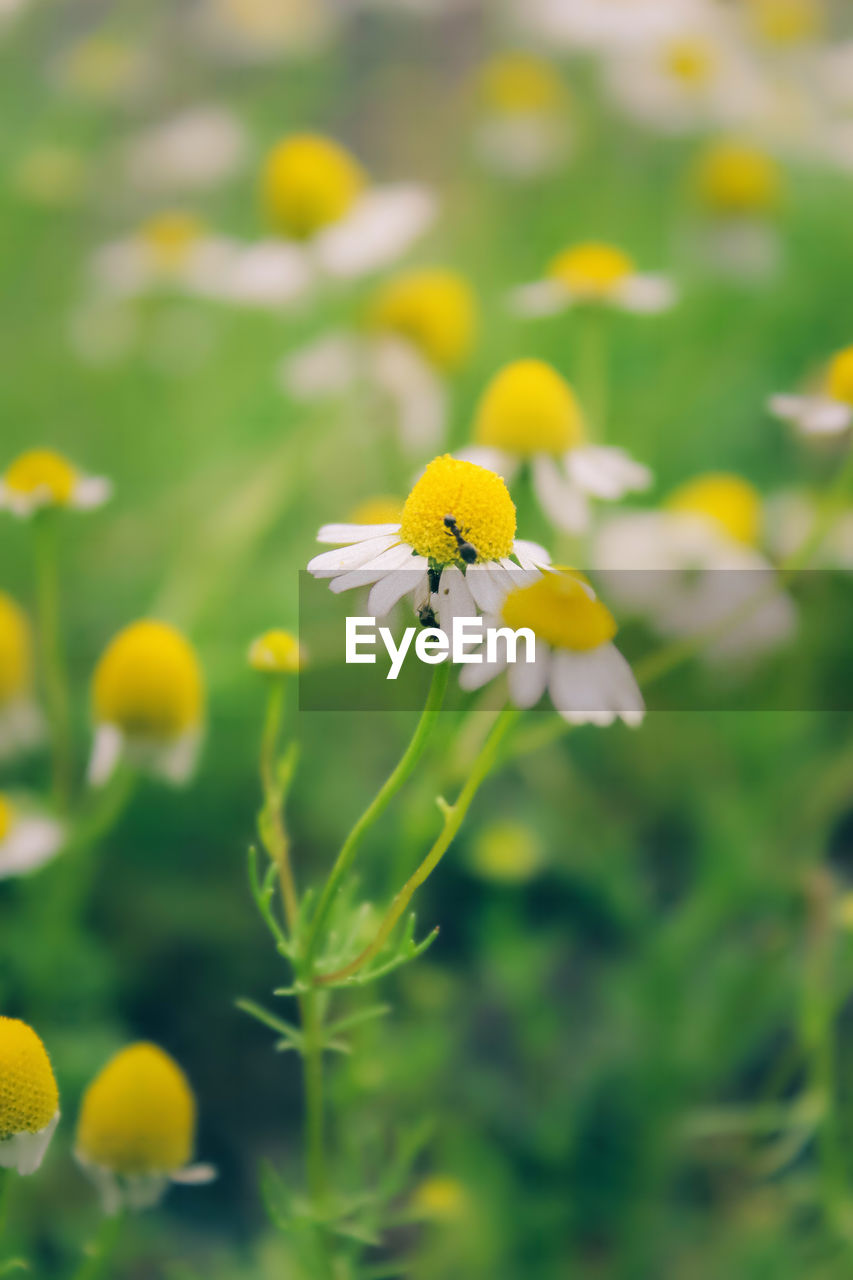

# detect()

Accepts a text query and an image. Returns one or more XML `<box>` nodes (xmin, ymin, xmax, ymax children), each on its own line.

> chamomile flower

<box><xmin>193</xmin><ymin>0</ymin><xmax>337</xmax><ymax>64</ymax></box>
<box><xmin>248</xmin><ymin>629</ymin><xmax>302</xmax><ymax>674</ymax></box>
<box><xmin>593</xmin><ymin>473</ymin><xmax>796</xmax><ymax>663</ymax></box>
<box><xmin>261</xmin><ymin>133</ymin><xmax>436</xmax><ymax>279</ymax></box>
<box><xmin>307</xmin><ymin>454</ymin><xmax>550</xmax><ymax>625</ymax></box>
<box><xmin>89</xmin><ymin>620</ymin><xmax>205</xmax><ymax>787</ymax></box>
<box><xmin>75</xmin><ymin>1043</ymin><xmax>214</xmax><ymax>1214</ymax></box>
<box><xmin>0</xmin><ymin>794</ymin><xmax>64</xmax><ymax>879</ymax></box>
<box><xmin>0</xmin><ymin>1017</ymin><xmax>60</xmax><ymax>1176</ymax></box>
<box><xmin>123</xmin><ymin>106</ymin><xmax>248</xmax><ymax>194</ymax></box>
<box><xmin>460</xmin><ymin>359</ymin><xmax>651</xmax><ymax>534</ymax></box>
<box><xmin>472</xmin><ymin>53</ymin><xmax>571</xmax><ymax>180</ymax></box>
<box><xmin>689</xmin><ymin>139</ymin><xmax>784</xmax><ymax>277</ymax></box>
<box><xmin>460</xmin><ymin>569</ymin><xmax>645</xmax><ymax>728</ymax></box>
<box><xmin>282</xmin><ymin>269</ymin><xmax>477</xmax><ymax>451</ymax></box>
<box><xmin>0</xmin><ymin>591</ymin><xmax>43</xmax><ymax>760</ymax></box>
<box><xmin>92</xmin><ymin>212</ymin><xmax>240</xmax><ymax>301</ymax></box>
<box><xmin>769</xmin><ymin>345</ymin><xmax>853</xmax><ymax>436</ymax></box>
<box><xmin>511</xmin><ymin>241</ymin><xmax>676</xmax><ymax>318</ymax></box>
<box><xmin>0</xmin><ymin>449</ymin><xmax>111</xmax><ymax>518</ymax></box>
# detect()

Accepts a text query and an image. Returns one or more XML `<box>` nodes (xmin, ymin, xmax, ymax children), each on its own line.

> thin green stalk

<box><xmin>576</xmin><ymin>305</ymin><xmax>608</xmax><ymax>439</ymax></box>
<box><xmin>301</xmin><ymin>989</ymin><xmax>327</xmax><ymax>1202</ymax></box>
<box><xmin>33</xmin><ymin>511</ymin><xmax>73</xmax><ymax>809</ymax></box>
<box><xmin>259</xmin><ymin>678</ymin><xmax>299</xmax><ymax>934</ymax></box>
<box><xmin>0</xmin><ymin>1169</ymin><xmax>11</xmax><ymax>1241</ymax></box>
<box><xmin>303</xmin><ymin>662</ymin><xmax>450</xmax><ymax>966</ymax></box>
<box><xmin>316</xmin><ymin>707</ymin><xmax>520</xmax><ymax>986</ymax></box>
<box><xmin>70</xmin><ymin>1210</ymin><xmax>125</xmax><ymax>1280</ymax></box>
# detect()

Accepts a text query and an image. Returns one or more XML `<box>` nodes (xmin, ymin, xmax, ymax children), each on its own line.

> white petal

<box><xmin>459</xmin><ymin>652</ymin><xmax>508</xmax><ymax>692</ymax></box>
<box><xmin>71</xmin><ymin>474</ymin><xmax>112</xmax><ymax>510</ymax></box>
<box><xmin>768</xmin><ymin>393</ymin><xmax>807</xmax><ymax>423</ymax></box>
<box><xmin>367</xmin><ymin>570</ymin><xmax>421</xmax><ymax>618</ymax></box>
<box><xmin>800</xmin><ymin>399</ymin><xmax>852</xmax><ymax>436</ymax></box>
<box><xmin>316</xmin><ymin>522</ymin><xmax>400</xmax><ymax>544</ymax></box>
<box><xmin>314</xmin><ymin>185</ymin><xmax>436</xmax><ymax>278</ymax></box>
<box><xmin>170</xmin><ymin>1162</ymin><xmax>218</xmax><ymax>1185</ymax></box>
<box><xmin>566</xmin><ymin>446</ymin><xmax>652</xmax><ymax>500</ymax></box>
<box><xmin>154</xmin><ymin>731</ymin><xmax>201</xmax><ymax>785</ymax></box>
<box><xmin>434</xmin><ymin>565</ymin><xmax>477</xmax><ymax>629</ymax></box>
<box><xmin>0</xmin><ymin>815</ymin><xmax>65</xmax><ymax>879</ymax></box>
<box><xmin>512</xmin><ymin>539</ymin><xmax>552</xmax><ymax>571</ymax></box>
<box><xmin>205</xmin><ymin>239</ymin><xmax>313</xmax><ymax>307</ymax></box>
<box><xmin>465</xmin><ymin>564</ymin><xmax>514</xmax><ymax>613</ymax></box>
<box><xmin>0</xmin><ymin>1112</ymin><xmax>59</xmax><ymax>1175</ymax></box>
<box><xmin>308</xmin><ymin>534</ymin><xmax>400</xmax><ymax>576</ymax></box>
<box><xmin>88</xmin><ymin>724</ymin><xmax>124</xmax><ymax>787</ymax></box>
<box><xmin>507</xmin><ymin>642</ymin><xmax>551</xmax><ymax>709</ymax></box>
<box><xmin>532</xmin><ymin>454</ymin><xmax>590</xmax><ymax>533</ymax></box>
<box><xmin>371</xmin><ymin>338</ymin><xmax>446</xmax><ymax>452</ymax></box>
<box><xmin>507</xmin><ymin>279</ymin><xmax>571</xmax><ymax>318</ymax></box>
<box><xmin>454</xmin><ymin>445</ymin><xmax>517</xmax><ymax>481</ymax></box>
<box><xmin>616</xmin><ymin>273</ymin><xmax>677</xmax><ymax>314</ymax></box>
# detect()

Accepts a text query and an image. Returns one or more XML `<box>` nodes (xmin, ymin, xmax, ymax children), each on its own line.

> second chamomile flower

<box><xmin>0</xmin><ymin>449</ymin><xmax>111</xmax><ymax>518</ymax></box>
<box><xmin>0</xmin><ymin>1016</ymin><xmax>60</xmax><ymax>1176</ymax></box>
<box><xmin>511</xmin><ymin>240</ymin><xmax>676</xmax><ymax>318</ymax></box>
<box><xmin>0</xmin><ymin>793</ymin><xmax>64</xmax><ymax>879</ymax></box>
<box><xmin>769</xmin><ymin>344</ymin><xmax>853</xmax><ymax>437</ymax></box>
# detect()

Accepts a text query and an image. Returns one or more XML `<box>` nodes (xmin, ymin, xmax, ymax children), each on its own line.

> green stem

<box><xmin>259</xmin><ymin>678</ymin><xmax>299</xmax><ymax>934</ymax></box>
<box><xmin>301</xmin><ymin>990</ymin><xmax>327</xmax><ymax>1202</ymax></box>
<box><xmin>316</xmin><ymin>706</ymin><xmax>520</xmax><ymax>986</ymax></box>
<box><xmin>576</xmin><ymin>304</ymin><xmax>608</xmax><ymax>439</ymax></box>
<box><xmin>70</xmin><ymin>1210</ymin><xmax>125</xmax><ymax>1280</ymax></box>
<box><xmin>0</xmin><ymin>1169</ymin><xmax>11</xmax><ymax>1241</ymax></box>
<box><xmin>303</xmin><ymin>662</ymin><xmax>450</xmax><ymax>966</ymax></box>
<box><xmin>33</xmin><ymin>511</ymin><xmax>73</xmax><ymax>809</ymax></box>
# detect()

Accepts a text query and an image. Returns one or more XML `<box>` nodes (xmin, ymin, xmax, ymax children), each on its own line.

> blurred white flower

<box><xmin>192</xmin><ymin>0</ymin><xmax>337</xmax><ymax>62</ymax></box>
<box><xmin>472</xmin><ymin>53</ymin><xmax>573</xmax><ymax>180</ymax></box>
<box><xmin>0</xmin><ymin>795</ymin><xmax>64</xmax><ymax>880</ymax></box>
<box><xmin>769</xmin><ymin>345</ymin><xmax>853</xmax><ymax>437</ymax></box>
<box><xmin>123</xmin><ymin>106</ymin><xmax>248</xmax><ymax>193</ymax></box>
<box><xmin>0</xmin><ymin>450</ymin><xmax>111</xmax><ymax>519</ymax></box>
<box><xmin>513</xmin><ymin>0</ymin><xmax>712</xmax><ymax>53</ymax></box>
<box><xmin>511</xmin><ymin>241</ymin><xmax>676</xmax><ymax>318</ymax></box>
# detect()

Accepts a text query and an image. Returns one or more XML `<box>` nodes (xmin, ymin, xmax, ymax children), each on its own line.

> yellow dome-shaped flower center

<box><xmin>663</xmin><ymin>37</ymin><xmax>717</xmax><ymax>87</ymax></box>
<box><xmin>261</xmin><ymin>134</ymin><xmax>366</xmax><ymax>240</ymax></box>
<box><xmin>548</xmin><ymin>242</ymin><xmax>635</xmax><ymax>300</ymax></box>
<box><xmin>479</xmin><ymin>53</ymin><xmax>564</xmax><ymax>115</ymax></box>
<box><xmin>695</xmin><ymin>142</ymin><xmax>782</xmax><ymax>215</ymax></box>
<box><xmin>369</xmin><ymin>270</ymin><xmax>477</xmax><ymax>371</ymax></box>
<box><xmin>827</xmin><ymin>346</ymin><xmax>853</xmax><ymax>406</ymax></box>
<box><xmin>749</xmin><ymin>0</ymin><xmax>821</xmax><ymax>45</ymax></box>
<box><xmin>667</xmin><ymin>473</ymin><xmax>762</xmax><ymax>545</ymax></box>
<box><xmin>474</xmin><ymin>359</ymin><xmax>585</xmax><ymax>456</ymax></box>
<box><xmin>0</xmin><ymin>794</ymin><xmax>15</xmax><ymax>842</ymax></box>
<box><xmin>140</xmin><ymin>212</ymin><xmax>206</xmax><ymax>270</ymax></box>
<box><xmin>411</xmin><ymin>1175</ymin><xmax>469</xmax><ymax>1221</ymax></box>
<box><xmin>248</xmin><ymin>629</ymin><xmax>301</xmax><ymax>674</ymax></box>
<box><xmin>0</xmin><ymin>1017</ymin><xmax>59</xmax><ymax>1140</ymax></box>
<box><xmin>4</xmin><ymin>450</ymin><xmax>78</xmax><ymax>506</ymax></box>
<box><xmin>93</xmin><ymin>620</ymin><xmax>204</xmax><ymax>738</ymax></box>
<box><xmin>501</xmin><ymin>572</ymin><xmax>617</xmax><ymax>652</ymax></box>
<box><xmin>399</xmin><ymin>455</ymin><xmax>516</xmax><ymax>565</ymax></box>
<box><xmin>349</xmin><ymin>496</ymin><xmax>403</xmax><ymax>525</ymax></box>
<box><xmin>76</xmin><ymin>1043</ymin><xmax>194</xmax><ymax>1176</ymax></box>
<box><xmin>0</xmin><ymin>591</ymin><xmax>32</xmax><ymax>704</ymax></box>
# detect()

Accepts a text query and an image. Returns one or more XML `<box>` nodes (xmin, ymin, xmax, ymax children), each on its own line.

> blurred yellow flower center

<box><xmin>501</xmin><ymin>572</ymin><xmax>617</xmax><ymax>652</ymax></box>
<box><xmin>548</xmin><ymin>243</ymin><xmax>635</xmax><ymax>300</ymax></box>
<box><xmin>370</xmin><ymin>270</ymin><xmax>477</xmax><ymax>371</ymax></box>
<box><xmin>663</xmin><ymin>37</ymin><xmax>717</xmax><ymax>87</ymax></box>
<box><xmin>474</xmin><ymin>359</ymin><xmax>584</xmax><ymax>456</ymax></box>
<box><xmin>696</xmin><ymin>142</ymin><xmax>781</xmax><ymax>215</ymax></box>
<box><xmin>0</xmin><ymin>591</ymin><xmax>32</xmax><ymax>704</ymax></box>
<box><xmin>76</xmin><ymin>1043</ymin><xmax>194</xmax><ymax>1176</ymax></box>
<box><xmin>750</xmin><ymin>0</ymin><xmax>821</xmax><ymax>44</ymax></box>
<box><xmin>471</xmin><ymin>820</ymin><xmax>542</xmax><ymax>883</ymax></box>
<box><xmin>64</xmin><ymin>38</ymin><xmax>137</xmax><ymax>98</ymax></box>
<box><xmin>399</xmin><ymin>455</ymin><xmax>516</xmax><ymax>565</ymax></box>
<box><xmin>0</xmin><ymin>1017</ymin><xmax>59</xmax><ymax>1140</ymax></box>
<box><xmin>248</xmin><ymin>629</ymin><xmax>301</xmax><ymax>674</ymax></box>
<box><xmin>349</xmin><ymin>496</ymin><xmax>403</xmax><ymax>525</ymax></box>
<box><xmin>262</xmin><ymin>134</ymin><xmax>366</xmax><ymax>240</ymax></box>
<box><xmin>667</xmin><ymin>473</ymin><xmax>761</xmax><ymax>545</ymax></box>
<box><xmin>140</xmin><ymin>212</ymin><xmax>206</xmax><ymax>270</ymax></box>
<box><xmin>827</xmin><ymin>347</ymin><xmax>853</xmax><ymax>406</ymax></box>
<box><xmin>4</xmin><ymin>450</ymin><xmax>77</xmax><ymax>505</ymax></box>
<box><xmin>411</xmin><ymin>1175</ymin><xmax>469</xmax><ymax>1221</ymax></box>
<box><xmin>0</xmin><ymin>794</ymin><xmax>14</xmax><ymax>842</ymax></box>
<box><xmin>93</xmin><ymin>620</ymin><xmax>204</xmax><ymax>738</ymax></box>
<box><xmin>479</xmin><ymin>53</ymin><xmax>564</xmax><ymax>115</ymax></box>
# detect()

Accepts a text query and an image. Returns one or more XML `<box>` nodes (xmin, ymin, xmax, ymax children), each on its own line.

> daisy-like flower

<box><xmin>123</xmin><ymin>106</ymin><xmax>248</xmax><ymax>194</ymax></box>
<box><xmin>460</xmin><ymin>569</ymin><xmax>645</xmax><ymax>727</ymax></box>
<box><xmin>307</xmin><ymin>454</ymin><xmax>550</xmax><ymax>624</ymax></box>
<box><xmin>460</xmin><ymin>359</ymin><xmax>652</xmax><ymax>534</ymax></box>
<box><xmin>593</xmin><ymin>472</ymin><xmax>796</xmax><ymax>663</ymax></box>
<box><xmin>511</xmin><ymin>241</ymin><xmax>676</xmax><ymax>318</ymax></box>
<box><xmin>769</xmin><ymin>345</ymin><xmax>853</xmax><ymax>437</ymax></box>
<box><xmin>282</xmin><ymin>268</ymin><xmax>478</xmax><ymax>451</ymax></box>
<box><xmin>689</xmin><ymin>139</ymin><xmax>784</xmax><ymax>278</ymax></box>
<box><xmin>75</xmin><ymin>1043</ymin><xmax>214</xmax><ymax>1214</ymax></box>
<box><xmin>472</xmin><ymin>52</ymin><xmax>572</xmax><ymax>180</ymax></box>
<box><xmin>192</xmin><ymin>0</ymin><xmax>337</xmax><ymax>64</ymax></box>
<box><xmin>89</xmin><ymin>620</ymin><xmax>205</xmax><ymax>787</ymax></box>
<box><xmin>0</xmin><ymin>1016</ymin><xmax>60</xmax><ymax>1176</ymax></box>
<box><xmin>261</xmin><ymin>133</ymin><xmax>436</xmax><ymax>280</ymax></box>
<box><xmin>0</xmin><ymin>449</ymin><xmax>111</xmax><ymax>518</ymax></box>
<box><xmin>0</xmin><ymin>591</ymin><xmax>43</xmax><ymax>760</ymax></box>
<box><xmin>248</xmin><ymin>628</ymin><xmax>302</xmax><ymax>674</ymax></box>
<box><xmin>0</xmin><ymin>793</ymin><xmax>64</xmax><ymax>879</ymax></box>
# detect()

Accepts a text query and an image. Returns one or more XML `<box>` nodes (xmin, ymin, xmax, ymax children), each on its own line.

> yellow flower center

<box><xmin>471</xmin><ymin>820</ymin><xmax>542</xmax><ymax>883</ymax></box>
<box><xmin>261</xmin><ymin>134</ymin><xmax>366</xmax><ymax>240</ymax></box>
<box><xmin>667</xmin><ymin>473</ymin><xmax>762</xmax><ymax>545</ymax></box>
<box><xmin>501</xmin><ymin>571</ymin><xmax>617</xmax><ymax>652</ymax></box>
<box><xmin>76</xmin><ymin>1043</ymin><xmax>194</xmax><ymax>1176</ymax></box>
<box><xmin>548</xmin><ymin>242</ymin><xmax>635</xmax><ymax>300</ymax></box>
<box><xmin>4</xmin><ymin>449</ymin><xmax>78</xmax><ymax>506</ymax></box>
<box><xmin>411</xmin><ymin>1175</ymin><xmax>469</xmax><ymax>1221</ymax></box>
<box><xmin>474</xmin><ymin>359</ymin><xmax>585</xmax><ymax>457</ymax></box>
<box><xmin>93</xmin><ymin>620</ymin><xmax>204</xmax><ymax>738</ymax></box>
<box><xmin>827</xmin><ymin>346</ymin><xmax>853</xmax><ymax>406</ymax></box>
<box><xmin>64</xmin><ymin>38</ymin><xmax>137</xmax><ymax>98</ymax></box>
<box><xmin>0</xmin><ymin>1017</ymin><xmax>59</xmax><ymax>1140</ymax></box>
<box><xmin>349</xmin><ymin>496</ymin><xmax>404</xmax><ymax>525</ymax></box>
<box><xmin>369</xmin><ymin>270</ymin><xmax>477</xmax><ymax>371</ymax></box>
<box><xmin>695</xmin><ymin>142</ymin><xmax>782</xmax><ymax>215</ymax></box>
<box><xmin>663</xmin><ymin>37</ymin><xmax>717</xmax><ymax>87</ymax></box>
<box><xmin>0</xmin><ymin>794</ymin><xmax>14</xmax><ymax>843</ymax></box>
<box><xmin>248</xmin><ymin>629</ymin><xmax>301</xmax><ymax>674</ymax></box>
<box><xmin>0</xmin><ymin>591</ymin><xmax>32</xmax><ymax>704</ymax></box>
<box><xmin>750</xmin><ymin>0</ymin><xmax>821</xmax><ymax>45</ymax></box>
<box><xmin>479</xmin><ymin>53</ymin><xmax>564</xmax><ymax>115</ymax></box>
<box><xmin>399</xmin><ymin>455</ymin><xmax>516</xmax><ymax>565</ymax></box>
<box><xmin>140</xmin><ymin>212</ymin><xmax>206</xmax><ymax>270</ymax></box>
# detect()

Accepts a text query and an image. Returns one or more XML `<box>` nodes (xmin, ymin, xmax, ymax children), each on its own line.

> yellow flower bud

<box><xmin>248</xmin><ymin>629</ymin><xmax>302</xmax><ymax>675</ymax></box>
